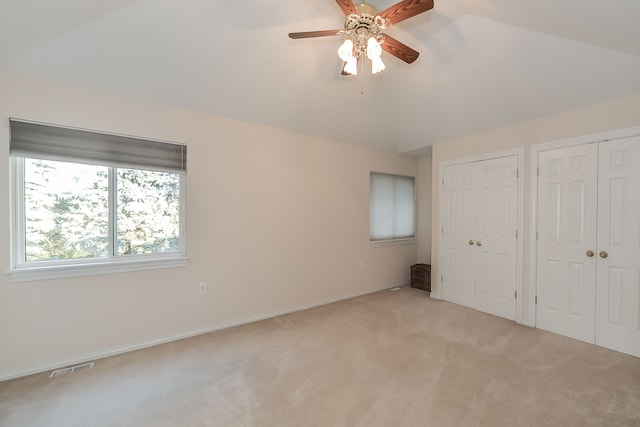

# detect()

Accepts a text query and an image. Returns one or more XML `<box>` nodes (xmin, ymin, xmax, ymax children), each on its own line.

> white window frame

<box><xmin>8</xmin><ymin>122</ymin><xmax>188</xmax><ymax>282</ymax></box>
<box><xmin>369</xmin><ymin>172</ymin><xmax>416</xmax><ymax>246</ymax></box>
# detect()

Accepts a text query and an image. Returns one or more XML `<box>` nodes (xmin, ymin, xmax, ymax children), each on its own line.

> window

<box><xmin>9</xmin><ymin>119</ymin><xmax>187</xmax><ymax>281</ymax></box>
<box><xmin>369</xmin><ymin>172</ymin><xmax>415</xmax><ymax>242</ymax></box>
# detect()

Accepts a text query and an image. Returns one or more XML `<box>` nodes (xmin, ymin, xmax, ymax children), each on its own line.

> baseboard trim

<box><xmin>0</xmin><ymin>284</ymin><xmax>402</xmax><ymax>381</ymax></box>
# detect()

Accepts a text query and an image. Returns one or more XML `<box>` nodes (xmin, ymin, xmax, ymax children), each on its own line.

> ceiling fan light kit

<box><xmin>289</xmin><ymin>0</ymin><xmax>434</xmax><ymax>76</ymax></box>
<box><xmin>338</xmin><ymin>4</ymin><xmax>386</xmax><ymax>75</ymax></box>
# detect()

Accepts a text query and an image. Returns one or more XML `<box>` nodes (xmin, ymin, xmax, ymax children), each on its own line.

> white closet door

<box><xmin>442</xmin><ymin>162</ymin><xmax>476</xmax><ymax>309</ymax></box>
<box><xmin>595</xmin><ymin>137</ymin><xmax>640</xmax><ymax>357</ymax></box>
<box><xmin>441</xmin><ymin>155</ymin><xmax>518</xmax><ymax>320</ymax></box>
<box><xmin>536</xmin><ymin>144</ymin><xmax>598</xmax><ymax>343</ymax></box>
<box><xmin>475</xmin><ymin>156</ymin><xmax>518</xmax><ymax>320</ymax></box>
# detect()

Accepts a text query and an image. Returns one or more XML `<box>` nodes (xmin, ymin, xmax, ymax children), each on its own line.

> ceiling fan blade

<box><xmin>380</xmin><ymin>34</ymin><xmax>419</xmax><ymax>64</ymax></box>
<box><xmin>335</xmin><ymin>0</ymin><xmax>359</xmax><ymax>16</ymax></box>
<box><xmin>379</xmin><ymin>0</ymin><xmax>434</xmax><ymax>27</ymax></box>
<box><xmin>289</xmin><ymin>30</ymin><xmax>343</xmax><ymax>39</ymax></box>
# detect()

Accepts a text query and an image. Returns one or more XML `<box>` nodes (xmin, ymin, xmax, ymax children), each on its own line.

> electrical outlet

<box><xmin>199</xmin><ymin>282</ymin><xmax>207</xmax><ymax>294</ymax></box>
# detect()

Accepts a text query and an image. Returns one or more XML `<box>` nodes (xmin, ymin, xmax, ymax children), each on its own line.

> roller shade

<box><xmin>10</xmin><ymin>119</ymin><xmax>187</xmax><ymax>174</ymax></box>
<box><xmin>370</xmin><ymin>172</ymin><xmax>415</xmax><ymax>241</ymax></box>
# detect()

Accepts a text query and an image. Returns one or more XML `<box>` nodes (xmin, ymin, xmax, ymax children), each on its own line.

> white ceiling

<box><xmin>1</xmin><ymin>0</ymin><xmax>639</xmax><ymax>156</ymax></box>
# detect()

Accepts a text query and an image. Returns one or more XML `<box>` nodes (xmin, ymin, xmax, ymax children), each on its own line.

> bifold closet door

<box><xmin>474</xmin><ymin>157</ymin><xmax>518</xmax><ymax>321</ymax></box>
<box><xmin>442</xmin><ymin>161</ymin><xmax>476</xmax><ymax>309</ymax></box>
<box><xmin>536</xmin><ymin>144</ymin><xmax>598</xmax><ymax>344</ymax></box>
<box><xmin>537</xmin><ymin>137</ymin><xmax>640</xmax><ymax>357</ymax></box>
<box><xmin>595</xmin><ymin>138</ymin><xmax>640</xmax><ymax>357</ymax></box>
<box><xmin>441</xmin><ymin>156</ymin><xmax>518</xmax><ymax>320</ymax></box>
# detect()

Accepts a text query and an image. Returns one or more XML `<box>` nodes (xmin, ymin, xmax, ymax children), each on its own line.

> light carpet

<box><xmin>1</xmin><ymin>286</ymin><xmax>639</xmax><ymax>426</ymax></box>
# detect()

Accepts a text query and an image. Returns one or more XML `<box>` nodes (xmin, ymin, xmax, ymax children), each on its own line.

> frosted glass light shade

<box><xmin>338</xmin><ymin>39</ymin><xmax>354</xmax><ymax>61</ymax></box>
<box><xmin>366</xmin><ymin>37</ymin><xmax>385</xmax><ymax>74</ymax></box>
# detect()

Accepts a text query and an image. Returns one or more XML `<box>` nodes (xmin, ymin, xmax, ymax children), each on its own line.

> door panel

<box><xmin>595</xmin><ymin>137</ymin><xmax>640</xmax><ymax>357</ymax></box>
<box><xmin>536</xmin><ymin>144</ymin><xmax>598</xmax><ymax>343</ymax></box>
<box><xmin>475</xmin><ymin>156</ymin><xmax>518</xmax><ymax>320</ymax></box>
<box><xmin>442</xmin><ymin>156</ymin><xmax>518</xmax><ymax>320</ymax></box>
<box><xmin>442</xmin><ymin>162</ymin><xmax>476</xmax><ymax>308</ymax></box>
<box><xmin>568</xmin><ymin>262</ymin><xmax>585</xmax><ymax>317</ymax></box>
<box><xmin>543</xmin><ymin>259</ymin><xmax>561</xmax><ymax>312</ymax></box>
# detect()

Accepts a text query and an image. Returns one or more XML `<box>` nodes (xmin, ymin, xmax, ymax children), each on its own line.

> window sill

<box><xmin>8</xmin><ymin>256</ymin><xmax>189</xmax><ymax>283</ymax></box>
<box><xmin>369</xmin><ymin>238</ymin><xmax>416</xmax><ymax>248</ymax></box>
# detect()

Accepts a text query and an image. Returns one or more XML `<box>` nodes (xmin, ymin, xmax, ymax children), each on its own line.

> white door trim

<box><xmin>528</xmin><ymin>125</ymin><xmax>640</xmax><ymax>330</ymax></box>
<box><xmin>436</xmin><ymin>147</ymin><xmax>525</xmax><ymax>324</ymax></box>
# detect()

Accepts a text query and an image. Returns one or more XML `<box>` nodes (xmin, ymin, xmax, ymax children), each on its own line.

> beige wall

<box><xmin>430</xmin><ymin>91</ymin><xmax>640</xmax><ymax>324</ymax></box>
<box><xmin>0</xmin><ymin>71</ymin><xmax>420</xmax><ymax>379</ymax></box>
<box><xmin>416</xmin><ymin>155</ymin><xmax>432</xmax><ymax>264</ymax></box>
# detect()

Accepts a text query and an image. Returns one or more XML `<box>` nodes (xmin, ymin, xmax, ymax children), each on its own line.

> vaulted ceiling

<box><xmin>1</xmin><ymin>0</ymin><xmax>639</xmax><ymax>156</ymax></box>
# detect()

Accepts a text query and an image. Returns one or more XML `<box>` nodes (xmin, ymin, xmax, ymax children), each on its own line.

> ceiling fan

<box><xmin>289</xmin><ymin>0</ymin><xmax>434</xmax><ymax>76</ymax></box>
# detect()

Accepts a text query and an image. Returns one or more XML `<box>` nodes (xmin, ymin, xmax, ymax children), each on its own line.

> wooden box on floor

<box><xmin>410</xmin><ymin>263</ymin><xmax>431</xmax><ymax>292</ymax></box>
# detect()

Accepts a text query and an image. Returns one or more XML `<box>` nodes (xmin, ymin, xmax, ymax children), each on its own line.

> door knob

<box><xmin>468</xmin><ymin>240</ymin><xmax>475</xmax><ymax>245</ymax></box>
<box><xmin>476</xmin><ymin>241</ymin><xmax>482</xmax><ymax>246</ymax></box>
<box><xmin>586</xmin><ymin>250</ymin><xmax>594</xmax><ymax>257</ymax></box>
<box><xmin>599</xmin><ymin>251</ymin><xmax>608</xmax><ymax>259</ymax></box>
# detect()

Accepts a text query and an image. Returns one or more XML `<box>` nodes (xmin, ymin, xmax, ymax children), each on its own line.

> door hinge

<box><xmin>442</xmin><ymin>226</ymin><xmax>444</xmax><ymax>234</ymax></box>
<box><xmin>537</xmin><ymin>167</ymin><xmax>539</xmax><ymax>177</ymax></box>
<box><xmin>516</xmin><ymin>169</ymin><xmax>519</xmax><ymax>178</ymax></box>
<box><xmin>515</xmin><ymin>290</ymin><xmax>517</xmax><ymax>299</ymax></box>
<box><xmin>442</xmin><ymin>177</ymin><xmax>444</xmax><ymax>185</ymax></box>
<box><xmin>515</xmin><ymin>230</ymin><xmax>518</xmax><ymax>239</ymax></box>
<box><xmin>440</xmin><ymin>275</ymin><xmax>443</xmax><ymax>282</ymax></box>
<box><xmin>535</xmin><ymin>296</ymin><xmax>538</xmax><ymax>304</ymax></box>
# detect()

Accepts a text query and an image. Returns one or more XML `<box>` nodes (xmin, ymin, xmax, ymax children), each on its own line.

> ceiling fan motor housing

<box><xmin>345</xmin><ymin>3</ymin><xmax>386</xmax><ymax>55</ymax></box>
